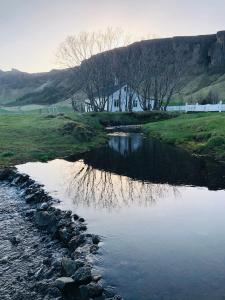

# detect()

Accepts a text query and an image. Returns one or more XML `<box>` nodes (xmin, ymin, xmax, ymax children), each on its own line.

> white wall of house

<box><xmin>109</xmin><ymin>85</ymin><xmax>143</xmax><ymax>112</ymax></box>
<box><xmin>85</xmin><ymin>85</ymin><xmax>154</xmax><ymax>112</ymax></box>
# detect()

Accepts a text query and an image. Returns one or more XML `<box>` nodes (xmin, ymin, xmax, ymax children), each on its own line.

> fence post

<box><xmin>219</xmin><ymin>101</ymin><xmax>222</xmax><ymax>113</ymax></box>
<box><xmin>185</xmin><ymin>103</ymin><xmax>188</xmax><ymax>113</ymax></box>
<box><xmin>196</xmin><ymin>102</ymin><xmax>199</xmax><ymax>112</ymax></box>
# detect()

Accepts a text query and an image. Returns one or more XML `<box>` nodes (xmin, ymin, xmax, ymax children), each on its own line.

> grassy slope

<box><xmin>144</xmin><ymin>112</ymin><xmax>225</xmax><ymax>162</ymax></box>
<box><xmin>0</xmin><ymin>113</ymin><xmax>106</xmax><ymax>167</ymax></box>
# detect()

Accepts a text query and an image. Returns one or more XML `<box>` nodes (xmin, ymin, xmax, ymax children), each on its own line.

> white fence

<box><xmin>167</xmin><ymin>101</ymin><xmax>225</xmax><ymax>113</ymax></box>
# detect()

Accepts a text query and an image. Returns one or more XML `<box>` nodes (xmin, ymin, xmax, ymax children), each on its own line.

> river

<box><xmin>17</xmin><ymin>133</ymin><xmax>225</xmax><ymax>300</ymax></box>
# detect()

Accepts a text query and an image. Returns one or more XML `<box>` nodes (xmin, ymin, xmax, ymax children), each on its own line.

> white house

<box><xmin>84</xmin><ymin>84</ymin><xmax>154</xmax><ymax>112</ymax></box>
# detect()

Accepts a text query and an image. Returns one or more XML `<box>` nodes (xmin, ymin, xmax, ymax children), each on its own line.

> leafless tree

<box><xmin>134</xmin><ymin>43</ymin><xmax>185</xmax><ymax>111</ymax></box>
<box><xmin>57</xmin><ymin>28</ymin><xmax>133</xmax><ymax>111</ymax></box>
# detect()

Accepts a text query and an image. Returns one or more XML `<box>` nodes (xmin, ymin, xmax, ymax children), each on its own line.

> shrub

<box><xmin>206</xmin><ymin>136</ymin><xmax>225</xmax><ymax>148</ymax></box>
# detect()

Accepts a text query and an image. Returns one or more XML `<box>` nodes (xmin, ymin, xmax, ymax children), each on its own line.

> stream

<box><xmin>17</xmin><ymin>133</ymin><xmax>225</xmax><ymax>300</ymax></box>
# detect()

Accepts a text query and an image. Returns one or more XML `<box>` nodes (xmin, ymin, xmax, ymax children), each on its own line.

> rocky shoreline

<box><xmin>0</xmin><ymin>168</ymin><xmax>121</xmax><ymax>300</ymax></box>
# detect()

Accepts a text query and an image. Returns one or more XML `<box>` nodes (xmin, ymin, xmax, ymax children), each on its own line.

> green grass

<box><xmin>0</xmin><ymin>112</ymin><xmax>106</xmax><ymax>167</ymax></box>
<box><xmin>87</xmin><ymin>111</ymin><xmax>177</xmax><ymax>126</ymax></box>
<box><xmin>144</xmin><ymin>112</ymin><xmax>225</xmax><ymax>162</ymax></box>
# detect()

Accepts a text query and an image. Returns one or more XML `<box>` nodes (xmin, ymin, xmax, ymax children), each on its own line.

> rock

<box><xmin>61</xmin><ymin>257</ymin><xmax>77</xmax><ymax>276</ymax></box>
<box><xmin>0</xmin><ymin>256</ymin><xmax>9</xmax><ymax>264</ymax></box>
<box><xmin>73</xmin><ymin>266</ymin><xmax>92</xmax><ymax>285</ymax></box>
<box><xmin>68</xmin><ymin>234</ymin><xmax>85</xmax><ymax>250</ymax></box>
<box><xmin>79</xmin><ymin>217</ymin><xmax>85</xmax><ymax>223</ymax></box>
<box><xmin>57</xmin><ymin>218</ymin><xmax>71</xmax><ymax>228</ymax></box>
<box><xmin>55</xmin><ymin>277</ymin><xmax>75</xmax><ymax>290</ymax></box>
<box><xmin>58</xmin><ymin>227</ymin><xmax>72</xmax><ymax>244</ymax></box>
<box><xmin>25</xmin><ymin>209</ymin><xmax>36</xmax><ymax>217</ymax></box>
<box><xmin>13</xmin><ymin>174</ymin><xmax>29</xmax><ymax>185</ymax></box>
<box><xmin>92</xmin><ymin>235</ymin><xmax>101</xmax><ymax>245</ymax></box>
<box><xmin>52</xmin><ymin>258</ymin><xmax>62</xmax><ymax>271</ymax></box>
<box><xmin>43</xmin><ymin>257</ymin><xmax>52</xmax><ymax>266</ymax></box>
<box><xmin>35</xmin><ymin>211</ymin><xmax>57</xmax><ymax>233</ymax></box>
<box><xmin>25</xmin><ymin>193</ymin><xmax>37</xmax><ymax>203</ymax></box>
<box><xmin>73</xmin><ymin>214</ymin><xmax>79</xmax><ymax>220</ymax></box>
<box><xmin>0</xmin><ymin>168</ymin><xmax>15</xmax><ymax>181</ymax></box>
<box><xmin>105</xmin><ymin>297</ymin><xmax>123</xmax><ymax>300</ymax></box>
<box><xmin>90</xmin><ymin>244</ymin><xmax>99</xmax><ymax>254</ymax></box>
<box><xmin>40</xmin><ymin>202</ymin><xmax>49</xmax><ymax>210</ymax></box>
<box><xmin>92</xmin><ymin>274</ymin><xmax>102</xmax><ymax>282</ymax></box>
<box><xmin>79</xmin><ymin>282</ymin><xmax>103</xmax><ymax>299</ymax></box>
<box><xmin>47</xmin><ymin>286</ymin><xmax>62</xmax><ymax>298</ymax></box>
<box><xmin>65</xmin><ymin>210</ymin><xmax>72</xmax><ymax>217</ymax></box>
<box><xmin>34</xmin><ymin>266</ymin><xmax>44</xmax><ymax>279</ymax></box>
<box><xmin>9</xmin><ymin>235</ymin><xmax>20</xmax><ymax>245</ymax></box>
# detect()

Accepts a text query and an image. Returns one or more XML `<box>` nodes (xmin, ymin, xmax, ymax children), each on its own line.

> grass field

<box><xmin>0</xmin><ymin>112</ymin><xmax>106</xmax><ymax>167</ymax></box>
<box><xmin>144</xmin><ymin>112</ymin><xmax>225</xmax><ymax>162</ymax></box>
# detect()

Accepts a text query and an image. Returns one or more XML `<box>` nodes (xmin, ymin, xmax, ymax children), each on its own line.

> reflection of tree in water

<box><xmin>65</xmin><ymin>161</ymin><xmax>179</xmax><ymax>211</ymax></box>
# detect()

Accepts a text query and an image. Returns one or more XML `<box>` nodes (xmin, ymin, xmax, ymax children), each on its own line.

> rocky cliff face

<box><xmin>123</xmin><ymin>31</ymin><xmax>225</xmax><ymax>73</ymax></box>
<box><xmin>1</xmin><ymin>30</ymin><xmax>225</xmax><ymax>106</ymax></box>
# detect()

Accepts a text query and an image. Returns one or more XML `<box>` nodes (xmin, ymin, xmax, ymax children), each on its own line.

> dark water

<box><xmin>18</xmin><ymin>133</ymin><xmax>225</xmax><ymax>300</ymax></box>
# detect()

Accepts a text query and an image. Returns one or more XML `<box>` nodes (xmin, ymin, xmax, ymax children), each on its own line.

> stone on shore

<box><xmin>73</xmin><ymin>266</ymin><xmax>92</xmax><ymax>285</ymax></box>
<box><xmin>55</xmin><ymin>277</ymin><xmax>75</xmax><ymax>290</ymax></box>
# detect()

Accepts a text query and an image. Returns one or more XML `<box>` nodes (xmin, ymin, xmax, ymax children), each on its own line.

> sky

<box><xmin>1</xmin><ymin>0</ymin><xmax>225</xmax><ymax>73</ymax></box>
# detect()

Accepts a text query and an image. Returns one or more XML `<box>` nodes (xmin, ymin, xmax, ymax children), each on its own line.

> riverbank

<box><xmin>0</xmin><ymin>113</ymin><xmax>106</xmax><ymax>167</ymax></box>
<box><xmin>0</xmin><ymin>169</ymin><xmax>121</xmax><ymax>300</ymax></box>
<box><xmin>0</xmin><ymin>111</ymin><xmax>177</xmax><ymax>168</ymax></box>
<box><xmin>144</xmin><ymin>112</ymin><xmax>225</xmax><ymax>162</ymax></box>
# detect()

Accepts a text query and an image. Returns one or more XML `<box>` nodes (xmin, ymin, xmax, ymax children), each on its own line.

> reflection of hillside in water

<box><xmin>64</xmin><ymin>133</ymin><xmax>225</xmax><ymax>210</ymax></box>
<box><xmin>82</xmin><ymin>133</ymin><xmax>225</xmax><ymax>191</ymax></box>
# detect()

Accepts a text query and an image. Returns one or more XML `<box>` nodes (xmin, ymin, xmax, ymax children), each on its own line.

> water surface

<box><xmin>18</xmin><ymin>133</ymin><xmax>225</xmax><ymax>300</ymax></box>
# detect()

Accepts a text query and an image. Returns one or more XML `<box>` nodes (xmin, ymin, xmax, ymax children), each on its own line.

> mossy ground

<box><xmin>144</xmin><ymin>112</ymin><xmax>225</xmax><ymax>162</ymax></box>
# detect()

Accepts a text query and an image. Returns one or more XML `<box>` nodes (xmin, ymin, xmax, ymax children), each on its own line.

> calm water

<box><xmin>17</xmin><ymin>133</ymin><xmax>225</xmax><ymax>300</ymax></box>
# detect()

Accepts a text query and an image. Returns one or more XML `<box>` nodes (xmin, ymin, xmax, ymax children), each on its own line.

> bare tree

<box><xmin>136</xmin><ymin>43</ymin><xmax>185</xmax><ymax>111</ymax></box>
<box><xmin>57</xmin><ymin>28</ymin><xmax>134</xmax><ymax>111</ymax></box>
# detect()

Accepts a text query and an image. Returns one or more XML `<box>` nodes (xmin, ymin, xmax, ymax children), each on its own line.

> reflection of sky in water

<box><xmin>17</xmin><ymin>135</ymin><xmax>225</xmax><ymax>300</ymax></box>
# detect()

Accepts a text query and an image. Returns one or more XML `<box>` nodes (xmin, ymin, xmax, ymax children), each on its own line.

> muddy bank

<box><xmin>0</xmin><ymin>169</ymin><xmax>121</xmax><ymax>300</ymax></box>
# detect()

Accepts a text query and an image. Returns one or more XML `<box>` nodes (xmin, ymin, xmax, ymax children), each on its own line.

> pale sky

<box><xmin>1</xmin><ymin>0</ymin><xmax>225</xmax><ymax>73</ymax></box>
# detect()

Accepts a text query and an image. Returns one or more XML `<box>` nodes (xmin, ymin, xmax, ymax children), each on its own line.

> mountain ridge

<box><xmin>1</xmin><ymin>30</ymin><xmax>225</xmax><ymax>106</ymax></box>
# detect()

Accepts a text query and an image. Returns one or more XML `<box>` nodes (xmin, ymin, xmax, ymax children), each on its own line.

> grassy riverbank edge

<box><xmin>143</xmin><ymin>112</ymin><xmax>225</xmax><ymax>162</ymax></box>
<box><xmin>0</xmin><ymin>113</ymin><xmax>107</xmax><ymax>168</ymax></box>
<box><xmin>0</xmin><ymin>111</ymin><xmax>177</xmax><ymax>168</ymax></box>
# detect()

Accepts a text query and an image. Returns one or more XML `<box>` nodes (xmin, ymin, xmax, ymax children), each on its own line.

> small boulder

<box><xmin>73</xmin><ymin>266</ymin><xmax>92</xmax><ymax>285</ymax></box>
<box><xmin>25</xmin><ymin>209</ymin><xmax>36</xmax><ymax>217</ymax></box>
<box><xmin>55</xmin><ymin>277</ymin><xmax>75</xmax><ymax>290</ymax></box>
<box><xmin>58</xmin><ymin>227</ymin><xmax>72</xmax><ymax>244</ymax></box>
<box><xmin>40</xmin><ymin>202</ymin><xmax>49</xmax><ymax>210</ymax></box>
<box><xmin>79</xmin><ymin>282</ymin><xmax>103</xmax><ymax>299</ymax></box>
<box><xmin>68</xmin><ymin>235</ymin><xmax>85</xmax><ymax>251</ymax></box>
<box><xmin>73</xmin><ymin>214</ymin><xmax>79</xmax><ymax>220</ymax></box>
<box><xmin>92</xmin><ymin>235</ymin><xmax>101</xmax><ymax>245</ymax></box>
<box><xmin>61</xmin><ymin>257</ymin><xmax>77</xmax><ymax>276</ymax></box>
<box><xmin>35</xmin><ymin>211</ymin><xmax>57</xmax><ymax>233</ymax></box>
